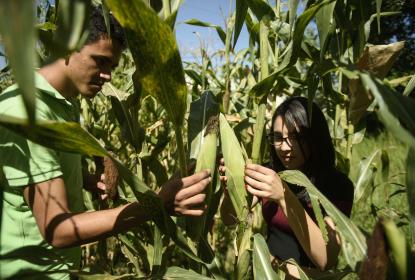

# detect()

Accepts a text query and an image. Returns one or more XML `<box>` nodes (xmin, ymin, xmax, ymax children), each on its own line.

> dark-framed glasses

<box><xmin>267</xmin><ymin>132</ymin><xmax>300</xmax><ymax>147</ymax></box>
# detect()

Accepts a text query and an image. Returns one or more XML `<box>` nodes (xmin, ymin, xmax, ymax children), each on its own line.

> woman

<box><xmin>221</xmin><ymin>97</ymin><xmax>354</xmax><ymax>277</ymax></box>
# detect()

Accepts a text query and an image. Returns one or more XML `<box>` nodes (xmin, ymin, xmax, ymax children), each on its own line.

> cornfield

<box><xmin>0</xmin><ymin>0</ymin><xmax>414</xmax><ymax>279</ymax></box>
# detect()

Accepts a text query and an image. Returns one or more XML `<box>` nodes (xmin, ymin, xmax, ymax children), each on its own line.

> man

<box><xmin>0</xmin><ymin>7</ymin><xmax>210</xmax><ymax>279</ymax></box>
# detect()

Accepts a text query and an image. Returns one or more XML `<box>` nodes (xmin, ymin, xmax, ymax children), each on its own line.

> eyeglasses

<box><xmin>267</xmin><ymin>132</ymin><xmax>300</xmax><ymax>147</ymax></box>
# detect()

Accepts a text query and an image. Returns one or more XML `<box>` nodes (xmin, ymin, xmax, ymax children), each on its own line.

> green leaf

<box><xmin>160</xmin><ymin>266</ymin><xmax>214</xmax><ymax>279</ymax></box>
<box><xmin>252</xmin><ymin>234</ymin><xmax>279</xmax><ymax>280</ymax></box>
<box><xmin>315</xmin><ymin>2</ymin><xmax>336</xmax><ymax>58</ymax></box>
<box><xmin>353</xmin><ymin>149</ymin><xmax>380</xmax><ymax>203</ymax></box>
<box><xmin>107</xmin><ymin>0</ymin><xmax>187</xmax><ymax>129</ymax></box>
<box><xmin>376</xmin><ymin>0</ymin><xmax>382</xmax><ymax>34</ymax></box>
<box><xmin>0</xmin><ymin>0</ymin><xmax>37</xmax><ymax>124</ymax></box>
<box><xmin>288</xmin><ymin>0</ymin><xmax>300</xmax><ymax>31</ymax></box>
<box><xmin>403</xmin><ymin>73</ymin><xmax>415</xmax><ymax>97</ymax></box>
<box><xmin>234</xmin><ymin>0</ymin><xmax>248</xmax><ymax>48</ymax></box>
<box><xmin>246</xmin><ymin>0</ymin><xmax>275</xmax><ymax>21</ymax></box>
<box><xmin>406</xmin><ymin>148</ymin><xmax>415</xmax><ymax>238</ymax></box>
<box><xmin>165</xmin><ymin>0</ymin><xmax>184</xmax><ymax>29</ymax></box>
<box><xmin>236</xmin><ymin>250</ymin><xmax>251</xmax><ymax>280</ymax></box>
<box><xmin>279</xmin><ymin>170</ymin><xmax>366</xmax><ymax>269</ymax></box>
<box><xmin>185</xmin><ymin>19</ymin><xmax>226</xmax><ymax>45</ymax></box>
<box><xmin>359</xmin><ymin>73</ymin><xmax>415</xmax><ymax>148</ymax></box>
<box><xmin>54</xmin><ymin>0</ymin><xmax>91</xmax><ymax>53</ymax></box>
<box><xmin>309</xmin><ymin>194</ymin><xmax>328</xmax><ymax>243</ymax></box>
<box><xmin>219</xmin><ymin>113</ymin><xmax>249</xmax><ymax>219</ymax></box>
<box><xmin>0</xmin><ymin>115</ymin><xmax>203</xmax><ymax>263</ymax></box>
<box><xmin>187</xmin><ymin>91</ymin><xmax>220</xmax><ymax>160</ymax></box>
<box><xmin>152</xmin><ymin>226</ymin><xmax>163</xmax><ymax>273</ymax></box>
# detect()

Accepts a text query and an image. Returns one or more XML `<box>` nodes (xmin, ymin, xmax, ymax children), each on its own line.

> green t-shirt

<box><xmin>0</xmin><ymin>73</ymin><xmax>84</xmax><ymax>279</ymax></box>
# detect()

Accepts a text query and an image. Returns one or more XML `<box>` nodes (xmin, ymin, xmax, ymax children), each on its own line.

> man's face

<box><xmin>65</xmin><ymin>36</ymin><xmax>121</xmax><ymax>97</ymax></box>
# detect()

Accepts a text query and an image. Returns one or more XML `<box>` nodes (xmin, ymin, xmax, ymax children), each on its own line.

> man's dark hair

<box><xmin>85</xmin><ymin>5</ymin><xmax>127</xmax><ymax>50</ymax></box>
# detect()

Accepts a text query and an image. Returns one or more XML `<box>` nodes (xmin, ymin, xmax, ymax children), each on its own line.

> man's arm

<box><xmin>24</xmin><ymin>170</ymin><xmax>211</xmax><ymax>248</ymax></box>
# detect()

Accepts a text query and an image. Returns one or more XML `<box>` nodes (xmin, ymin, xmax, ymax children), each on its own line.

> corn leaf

<box><xmin>353</xmin><ymin>149</ymin><xmax>380</xmax><ymax>203</ymax></box>
<box><xmin>376</xmin><ymin>0</ymin><xmax>382</xmax><ymax>34</ymax></box>
<box><xmin>288</xmin><ymin>0</ymin><xmax>299</xmax><ymax>32</ymax></box>
<box><xmin>0</xmin><ymin>0</ymin><xmax>36</xmax><ymax>124</ymax></box>
<box><xmin>309</xmin><ymin>194</ymin><xmax>328</xmax><ymax>243</ymax></box>
<box><xmin>406</xmin><ymin>148</ymin><xmax>415</xmax><ymax>237</ymax></box>
<box><xmin>315</xmin><ymin>2</ymin><xmax>336</xmax><ymax>58</ymax></box>
<box><xmin>359</xmin><ymin>73</ymin><xmax>415</xmax><ymax>148</ymax></box>
<box><xmin>234</xmin><ymin>0</ymin><xmax>248</xmax><ymax>48</ymax></box>
<box><xmin>219</xmin><ymin>113</ymin><xmax>249</xmax><ymax>219</ymax></box>
<box><xmin>403</xmin><ymin>74</ymin><xmax>415</xmax><ymax>97</ymax></box>
<box><xmin>185</xmin><ymin>19</ymin><xmax>226</xmax><ymax>45</ymax></box>
<box><xmin>236</xmin><ymin>250</ymin><xmax>251</xmax><ymax>280</ymax></box>
<box><xmin>246</xmin><ymin>0</ymin><xmax>275</xmax><ymax>21</ymax></box>
<box><xmin>279</xmin><ymin>170</ymin><xmax>366</xmax><ymax>269</ymax></box>
<box><xmin>252</xmin><ymin>234</ymin><xmax>279</xmax><ymax>280</ymax></box>
<box><xmin>160</xmin><ymin>266</ymin><xmax>214</xmax><ymax>279</ymax></box>
<box><xmin>54</xmin><ymin>0</ymin><xmax>91</xmax><ymax>54</ymax></box>
<box><xmin>0</xmin><ymin>115</ymin><xmax>203</xmax><ymax>263</ymax></box>
<box><xmin>106</xmin><ymin>0</ymin><xmax>187</xmax><ymax>129</ymax></box>
<box><xmin>349</xmin><ymin>42</ymin><xmax>405</xmax><ymax>125</ymax></box>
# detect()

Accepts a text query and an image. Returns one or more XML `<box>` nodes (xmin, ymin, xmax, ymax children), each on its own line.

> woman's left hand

<box><xmin>244</xmin><ymin>163</ymin><xmax>285</xmax><ymax>203</ymax></box>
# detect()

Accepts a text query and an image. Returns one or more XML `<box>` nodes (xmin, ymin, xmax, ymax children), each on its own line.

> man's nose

<box><xmin>100</xmin><ymin>72</ymin><xmax>111</xmax><ymax>82</ymax></box>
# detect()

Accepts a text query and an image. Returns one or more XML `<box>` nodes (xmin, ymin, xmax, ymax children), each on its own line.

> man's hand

<box><xmin>97</xmin><ymin>173</ymin><xmax>118</xmax><ymax>200</ymax></box>
<box><xmin>158</xmin><ymin>169</ymin><xmax>211</xmax><ymax>216</ymax></box>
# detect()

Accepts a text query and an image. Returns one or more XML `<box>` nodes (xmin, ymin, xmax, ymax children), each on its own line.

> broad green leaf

<box><xmin>54</xmin><ymin>0</ymin><xmax>91</xmax><ymax>53</ymax></box>
<box><xmin>246</xmin><ymin>0</ymin><xmax>275</xmax><ymax>21</ymax></box>
<box><xmin>219</xmin><ymin>113</ymin><xmax>249</xmax><ymax>219</ymax></box>
<box><xmin>288</xmin><ymin>0</ymin><xmax>300</xmax><ymax>31</ymax></box>
<box><xmin>353</xmin><ymin>149</ymin><xmax>380</xmax><ymax>203</ymax></box>
<box><xmin>349</xmin><ymin>42</ymin><xmax>405</xmax><ymax>125</ymax></box>
<box><xmin>252</xmin><ymin>234</ymin><xmax>279</xmax><ymax>280</ymax></box>
<box><xmin>309</xmin><ymin>194</ymin><xmax>328</xmax><ymax>243</ymax></box>
<box><xmin>75</xmin><ymin>272</ymin><xmax>134</xmax><ymax>280</ymax></box>
<box><xmin>403</xmin><ymin>74</ymin><xmax>415</xmax><ymax>97</ymax></box>
<box><xmin>0</xmin><ymin>115</ymin><xmax>203</xmax><ymax>263</ymax></box>
<box><xmin>315</xmin><ymin>2</ymin><xmax>336</xmax><ymax>58</ymax></box>
<box><xmin>161</xmin><ymin>266</ymin><xmax>214</xmax><ymax>279</ymax></box>
<box><xmin>359</xmin><ymin>73</ymin><xmax>415</xmax><ymax>148</ymax></box>
<box><xmin>0</xmin><ymin>0</ymin><xmax>36</xmax><ymax>124</ymax></box>
<box><xmin>289</xmin><ymin>0</ymin><xmax>335</xmax><ymax>66</ymax></box>
<box><xmin>185</xmin><ymin>19</ymin><xmax>226</xmax><ymax>45</ymax></box>
<box><xmin>198</xmin><ymin>237</ymin><xmax>226</xmax><ymax>280</ymax></box>
<box><xmin>234</xmin><ymin>0</ymin><xmax>248</xmax><ymax>48</ymax></box>
<box><xmin>107</xmin><ymin>0</ymin><xmax>187</xmax><ymax>129</ymax></box>
<box><xmin>152</xmin><ymin>226</ymin><xmax>163</xmax><ymax>273</ymax></box>
<box><xmin>364</xmin><ymin>12</ymin><xmax>400</xmax><ymax>42</ymax></box>
<box><xmin>187</xmin><ymin>91</ymin><xmax>220</xmax><ymax>160</ymax></box>
<box><xmin>106</xmin><ymin>0</ymin><xmax>188</xmax><ymax>174</ymax></box>
<box><xmin>279</xmin><ymin>170</ymin><xmax>366</xmax><ymax>269</ymax></box>
<box><xmin>406</xmin><ymin>148</ymin><xmax>415</xmax><ymax>236</ymax></box>
<box><xmin>236</xmin><ymin>250</ymin><xmax>251</xmax><ymax>280</ymax></box>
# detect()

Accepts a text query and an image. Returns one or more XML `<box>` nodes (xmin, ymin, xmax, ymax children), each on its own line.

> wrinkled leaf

<box><xmin>279</xmin><ymin>170</ymin><xmax>366</xmax><ymax>269</ymax></box>
<box><xmin>107</xmin><ymin>0</ymin><xmax>187</xmax><ymax>129</ymax></box>
<box><xmin>349</xmin><ymin>42</ymin><xmax>405</xmax><ymax>124</ymax></box>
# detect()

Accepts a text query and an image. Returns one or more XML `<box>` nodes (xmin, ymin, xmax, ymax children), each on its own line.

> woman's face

<box><xmin>272</xmin><ymin>116</ymin><xmax>310</xmax><ymax>170</ymax></box>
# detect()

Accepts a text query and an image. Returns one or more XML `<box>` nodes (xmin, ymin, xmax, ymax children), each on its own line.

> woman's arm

<box><xmin>24</xmin><ymin>170</ymin><xmax>211</xmax><ymax>248</ymax></box>
<box><xmin>244</xmin><ymin>164</ymin><xmax>341</xmax><ymax>271</ymax></box>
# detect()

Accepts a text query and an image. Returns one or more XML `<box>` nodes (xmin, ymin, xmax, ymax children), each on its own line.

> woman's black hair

<box><xmin>269</xmin><ymin>97</ymin><xmax>335</xmax><ymax>187</ymax></box>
